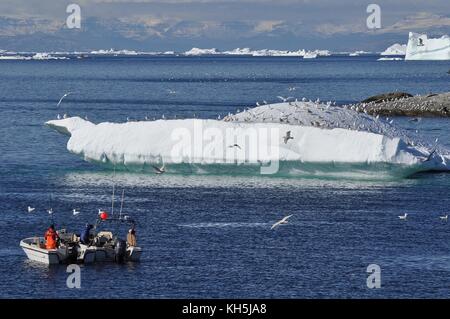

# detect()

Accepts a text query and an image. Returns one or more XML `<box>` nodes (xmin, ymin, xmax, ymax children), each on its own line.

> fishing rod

<box><xmin>111</xmin><ymin>165</ymin><xmax>116</xmax><ymax>217</ymax></box>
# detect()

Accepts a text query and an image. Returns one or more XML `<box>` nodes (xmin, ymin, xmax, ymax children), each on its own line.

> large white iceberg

<box><xmin>405</xmin><ymin>32</ymin><xmax>450</xmax><ymax>60</ymax></box>
<box><xmin>46</xmin><ymin>102</ymin><xmax>450</xmax><ymax>178</ymax></box>
<box><xmin>380</xmin><ymin>43</ymin><xmax>407</xmax><ymax>56</ymax></box>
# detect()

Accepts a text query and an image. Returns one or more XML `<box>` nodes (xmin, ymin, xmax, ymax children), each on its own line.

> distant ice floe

<box><xmin>348</xmin><ymin>51</ymin><xmax>371</xmax><ymax>56</ymax></box>
<box><xmin>183</xmin><ymin>47</ymin><xmax>331</xmax><ymax>57</ymax></box>
<box><xmin>380</xmin><ymin>43</ymin><xmax>407</xmax><ymax>56</ymax></box>
<box><xmin>0</xmin><ymin>52</ymin><xmax>68</xmax><ymax>60</ymax></box>
<box><xmin>405</xmin><ymin>32</ymin><xmax>450</xmax><ymax>60</ymax></box>
<box><xmin>45</xmin><ymin>101</ymin><xmax>450</xmax><ymax>178</ymax></box>
<box><xmin>377</xmin><ymin>57</ymin><xmax>403</xmax><ymax>61</ymax></box>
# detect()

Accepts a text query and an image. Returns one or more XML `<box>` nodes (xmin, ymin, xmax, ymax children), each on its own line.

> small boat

<box><xmin>303</xmin><ymin>52</ymin><xmax>318</xmax><ymax>59</ymax></box>
<box><xmin>20</xmin><ymin>236</ymin><xmax>75</xmax><ymax>265</ymax></box>
<box><xmin>21</xmin><ymin>184</ymin><xmax>142</xmax><ymax>265</ymax></box>
<box><xmin>21</xmin><ymin>222</ymin><xmax>142</xmax><ymax>265</ymax></box>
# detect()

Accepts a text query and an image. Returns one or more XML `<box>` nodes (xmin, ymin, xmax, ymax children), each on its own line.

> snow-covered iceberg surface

<box><xmin>380</xmin><ymin>43</ymin><xmax>406</xmax><ymax>56</ymax></box>
<box><xmin>405</xmin><ymin>32</ymin><xmax>450</xmax><ymax>60</ymax></box>
<box><xmin>46</xmin><ymin>102</ymin><xmax>450</xmax><ymax>179</ymax></box>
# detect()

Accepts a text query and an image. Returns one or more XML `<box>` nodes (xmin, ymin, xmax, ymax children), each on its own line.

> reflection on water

<box><xmin>60</xmin><ymin>170</ymin><xmax>417</xmax><ymax>190</ymax></box>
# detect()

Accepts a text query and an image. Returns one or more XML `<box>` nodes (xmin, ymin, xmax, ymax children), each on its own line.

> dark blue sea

<box><xmin>0</xmin><ymin>55</ymin><xmax>450</xmax><ymax>298</ymax></box>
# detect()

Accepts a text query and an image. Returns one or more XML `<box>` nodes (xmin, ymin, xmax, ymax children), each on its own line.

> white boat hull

<box><xmin>20</xmin><ymin>238</ymin><xmax>66</xmax><ymax>265</ymax></box>
<box><xmin>21</xmin><ymin>237</ymin><xmax>143</xmax><ymax>265</ymax></box>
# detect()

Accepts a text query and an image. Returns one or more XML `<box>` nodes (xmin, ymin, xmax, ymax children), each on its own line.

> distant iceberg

<box><xmin>89</xmin><ymin>49</ymin><xmax>165</xmax><ymax>55</ymax></box>
<box><xmin>0</xmin><ymin>55</ymin><xmax>31</xmax><ymax>60</ymax></box>
<box><xmin>184</xmin><ymin>48</ymin><xmax>221</xmax><ymax>56</ymax></box>
<box><xmin>183</xmin><ymin>47</ymin><xmax>331</xmax><ymax>57</ymax></box>
<box><xmin>377</xmin><ymin>57</ymin><xmax>403</xmax><ymax>61</ymax></box>
<box><xmin>349</xmin><ymin>51</ymin><xmax>371</xmax><ymax>56</ymax></box>
<box><xmin>31</xmin><ymin>53</ymin><xmax>68</xmax><ymax>60</ymax></box>
<box><xmin>405</xmin><ymin>32</ymin><xmax>450</xmax><ymax>60</ymax></box>
<box><xmin>0</xmin><ymin>53</ymin><xmax>68</xmax><ymax>60</ymax></box>
<box><xmin>46</xmin><ymin>102</ymin><xmax>450</xmax><ymax>178</ymax></box>
<box><xmin>380</xmin><ymin>43</ymin><xmax>407</xmax><ymax>56</ymax></box>
<box><xmin>303</xmin><ymin>52</ymin><xmax>318</xmax><ymax>59</ymax></box>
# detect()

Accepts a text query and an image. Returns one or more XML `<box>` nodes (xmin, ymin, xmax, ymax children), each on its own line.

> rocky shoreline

<box><xmin>351</xmin><ymin>92</ymin><xmax>450</xmax><ymax>117</ymax></box>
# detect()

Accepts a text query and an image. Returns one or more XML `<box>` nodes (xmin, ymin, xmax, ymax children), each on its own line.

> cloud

<box><xmin>314</xmin><ymin>23</ymin><xmax>365</xmax><ymax>36</ymax></box>
<box><xmin>253</xmin><ymin>20</ymin><xmax>285</xmax><ymax>33</ymax></box>
<box><xmin>380</xmin><ymin>12</ymin><xmax>450</xmax><ymax>33</ymax></box>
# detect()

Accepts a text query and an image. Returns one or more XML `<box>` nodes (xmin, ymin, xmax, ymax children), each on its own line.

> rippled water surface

<box><xmin>0</xmin><ymin>56</ymin><xmax>449</xmax><ymax>298</ymax></box>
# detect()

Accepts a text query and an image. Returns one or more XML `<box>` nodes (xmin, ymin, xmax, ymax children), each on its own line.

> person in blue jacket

<box><xmin>80</xmin><ymin>224</ymin><xmax>93</xmax><ymax>245</ymax></box>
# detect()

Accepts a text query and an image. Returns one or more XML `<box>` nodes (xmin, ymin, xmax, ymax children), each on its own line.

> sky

<box><xmin>0</xmin><ymin>0</ymin><xmax>449</xmax><ymax>51</ymax></box>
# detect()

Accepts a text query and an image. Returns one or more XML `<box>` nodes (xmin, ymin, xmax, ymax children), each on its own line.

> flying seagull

<box><xmin>271</xmin><ymin>214</ymin><xmax>293</xmax><ymax>230</ymax></box>
<box><xmin>283</xmin><ymin>131</ymin><xmax>294</xmax><ymax>144</ymax></box>
<box><xmin>57</xmin><ymin>92</ymin><xmax>72</xmax><ymax>107</ymax></box>
<box><xmin>277</xmin><ymin>96</ymin><xmax>293</xmax><ymax>103</ymax></box>
<box><xmin>152</xmin><ymin>164</ymin><xmax>165</xmax><ymax>174</ymax></box>
<box><xmin>398</xmin><ymin>213</ymin><xmax>408</xmax><ymax>220</ymax></box>
<box><xmin>421</xmin><ymin>149</ymin><xmax>436</xmax><ymax>163</ymax></box>
<box><xmin>228</xmin><ymin>144</ymin><xmax>241</xmax><ymax>150</ymax></box>
<box><xmin>27</xmin><ymin>206</ymin><xmax>35</xmax><ymax>213</ymax></box>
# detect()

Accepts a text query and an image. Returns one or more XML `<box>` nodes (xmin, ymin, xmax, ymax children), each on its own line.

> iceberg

<box><xmin>303</xmin><ymin>52</ymin><xmax>318</xmax><ymax>59</ymax></box>
<box><xmin>183</xmin><ymin>47</ymin><xmax>331</xmax><ymax>57</ymax></box>
<box><xmin>349</xmin><ymin>51</ymin><xmax>371</xmax><ymax>56</ymax></box>
<box><xmin>377</xmin><ymin>57</ymin><xmax>403</xmax><ymax>61</ymax></box>
<box><xmin>46</xmin><ymin>102</ymin><xmax>450</xmax><ymax>178</ymax></box>
<box><xmin>184</xmin><ymin>48</ymin><xmax>220</xmax><ymax>56</ymax></box>
<box><xmin>0</xmin><ymin>55</ymin><xmax>31</xmax><ymax>60</ymax></box>
<box><xmin>380</xmin><ymin>43</ymin><xmax>407</xmax><ymax>56</ymax></box>
<box><xmin>0</xmin><ymin>53</ymin><xmax>68</xmax><ymax>60</ymax></box>
<box><xmin>405</xmin><ymin>32</ymin><xmax>450</xmax><ymax>60</ymax></box>
<box><xmin>31</xmin><ymin>53</ymin><xmax>68</xmax><ymax>60</ymax></box>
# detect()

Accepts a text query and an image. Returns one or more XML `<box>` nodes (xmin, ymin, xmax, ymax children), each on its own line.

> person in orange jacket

<box><xmin>44</xmin><ymin>224</ymin><xmax>59</xmax><ymax>250</ymax></box>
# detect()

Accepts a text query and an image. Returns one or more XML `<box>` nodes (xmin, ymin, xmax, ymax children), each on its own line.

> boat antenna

<box><xmin>119</xmin><ymin>189</ymin><xmax>125</xmax><ymax>220</ymax></box>
<box><xmin>111</xmin><ymin>165</ymin><xmax>116</xmax><ymax>216</ymax></box>
<box><xmin>49</xmin><ymin>192</ymin><xmax>55</xmax><ymax>226</ymax></box>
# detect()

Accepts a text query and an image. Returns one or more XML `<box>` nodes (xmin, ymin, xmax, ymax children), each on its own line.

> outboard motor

<box><xmin>114</xmin><ymin>239</ymin><xmax>127</xmax><ymax>263</ymax></box>
<box><xmin>67</xmin><ymin>243</ymin><xmax>78</xmax><ymax>264</ymax></box>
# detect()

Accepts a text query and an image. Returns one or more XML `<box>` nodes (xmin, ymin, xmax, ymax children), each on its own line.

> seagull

<box><xmin>73</xmin><ymin>209</ymin><xmax>80</xmax><ymax>216</ymax></box>
<box><xmin>271</xmin><ymin>214</ymin><xmax>293</xmax><ymax>230</ymax></box>
<box><xmin>57</xmin><ymin>92</ymin><xmax>71</xmax><ymax>107</ymax></box>
<box><xmin>228</xmin><ymin>144</ymin><xmax>241</xmax><ymax>150</ymax></box>
<box><xmin>277</xmin><ymin>96</ymin><xmax>293</xmax><ymax>103</ymax></box>
<box><xmin>440</xmin><ymin>215</ymin><xmax>448</xmax><ymax>221</ymax></box>
<box><xmin>47</xmin><ymin>208</ymin><xmax>53</xmax><ymax>215</ymax></box>
<box><xmin>27</xmin><ymin>206</ymin><xmax>35</xmax><ymax>213</ymax></box>
<box><xmin>421</xmin><ymin>149</ymin><xmax>436</xmax><ymax>162</ymax></box>
<box><xmin>283</xmin><ymin>131</ymin><xmax>294</xmax><ymax>144</ymax></box>
<box><xmin>152</xmin><ymin>164</ymin><xmax>165</xmax><ymax>174</ymax></box>
<box><xmin>398</xmin><ymin>213</ymin><xmax>408</xmax><ymax>220</ymax></box>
